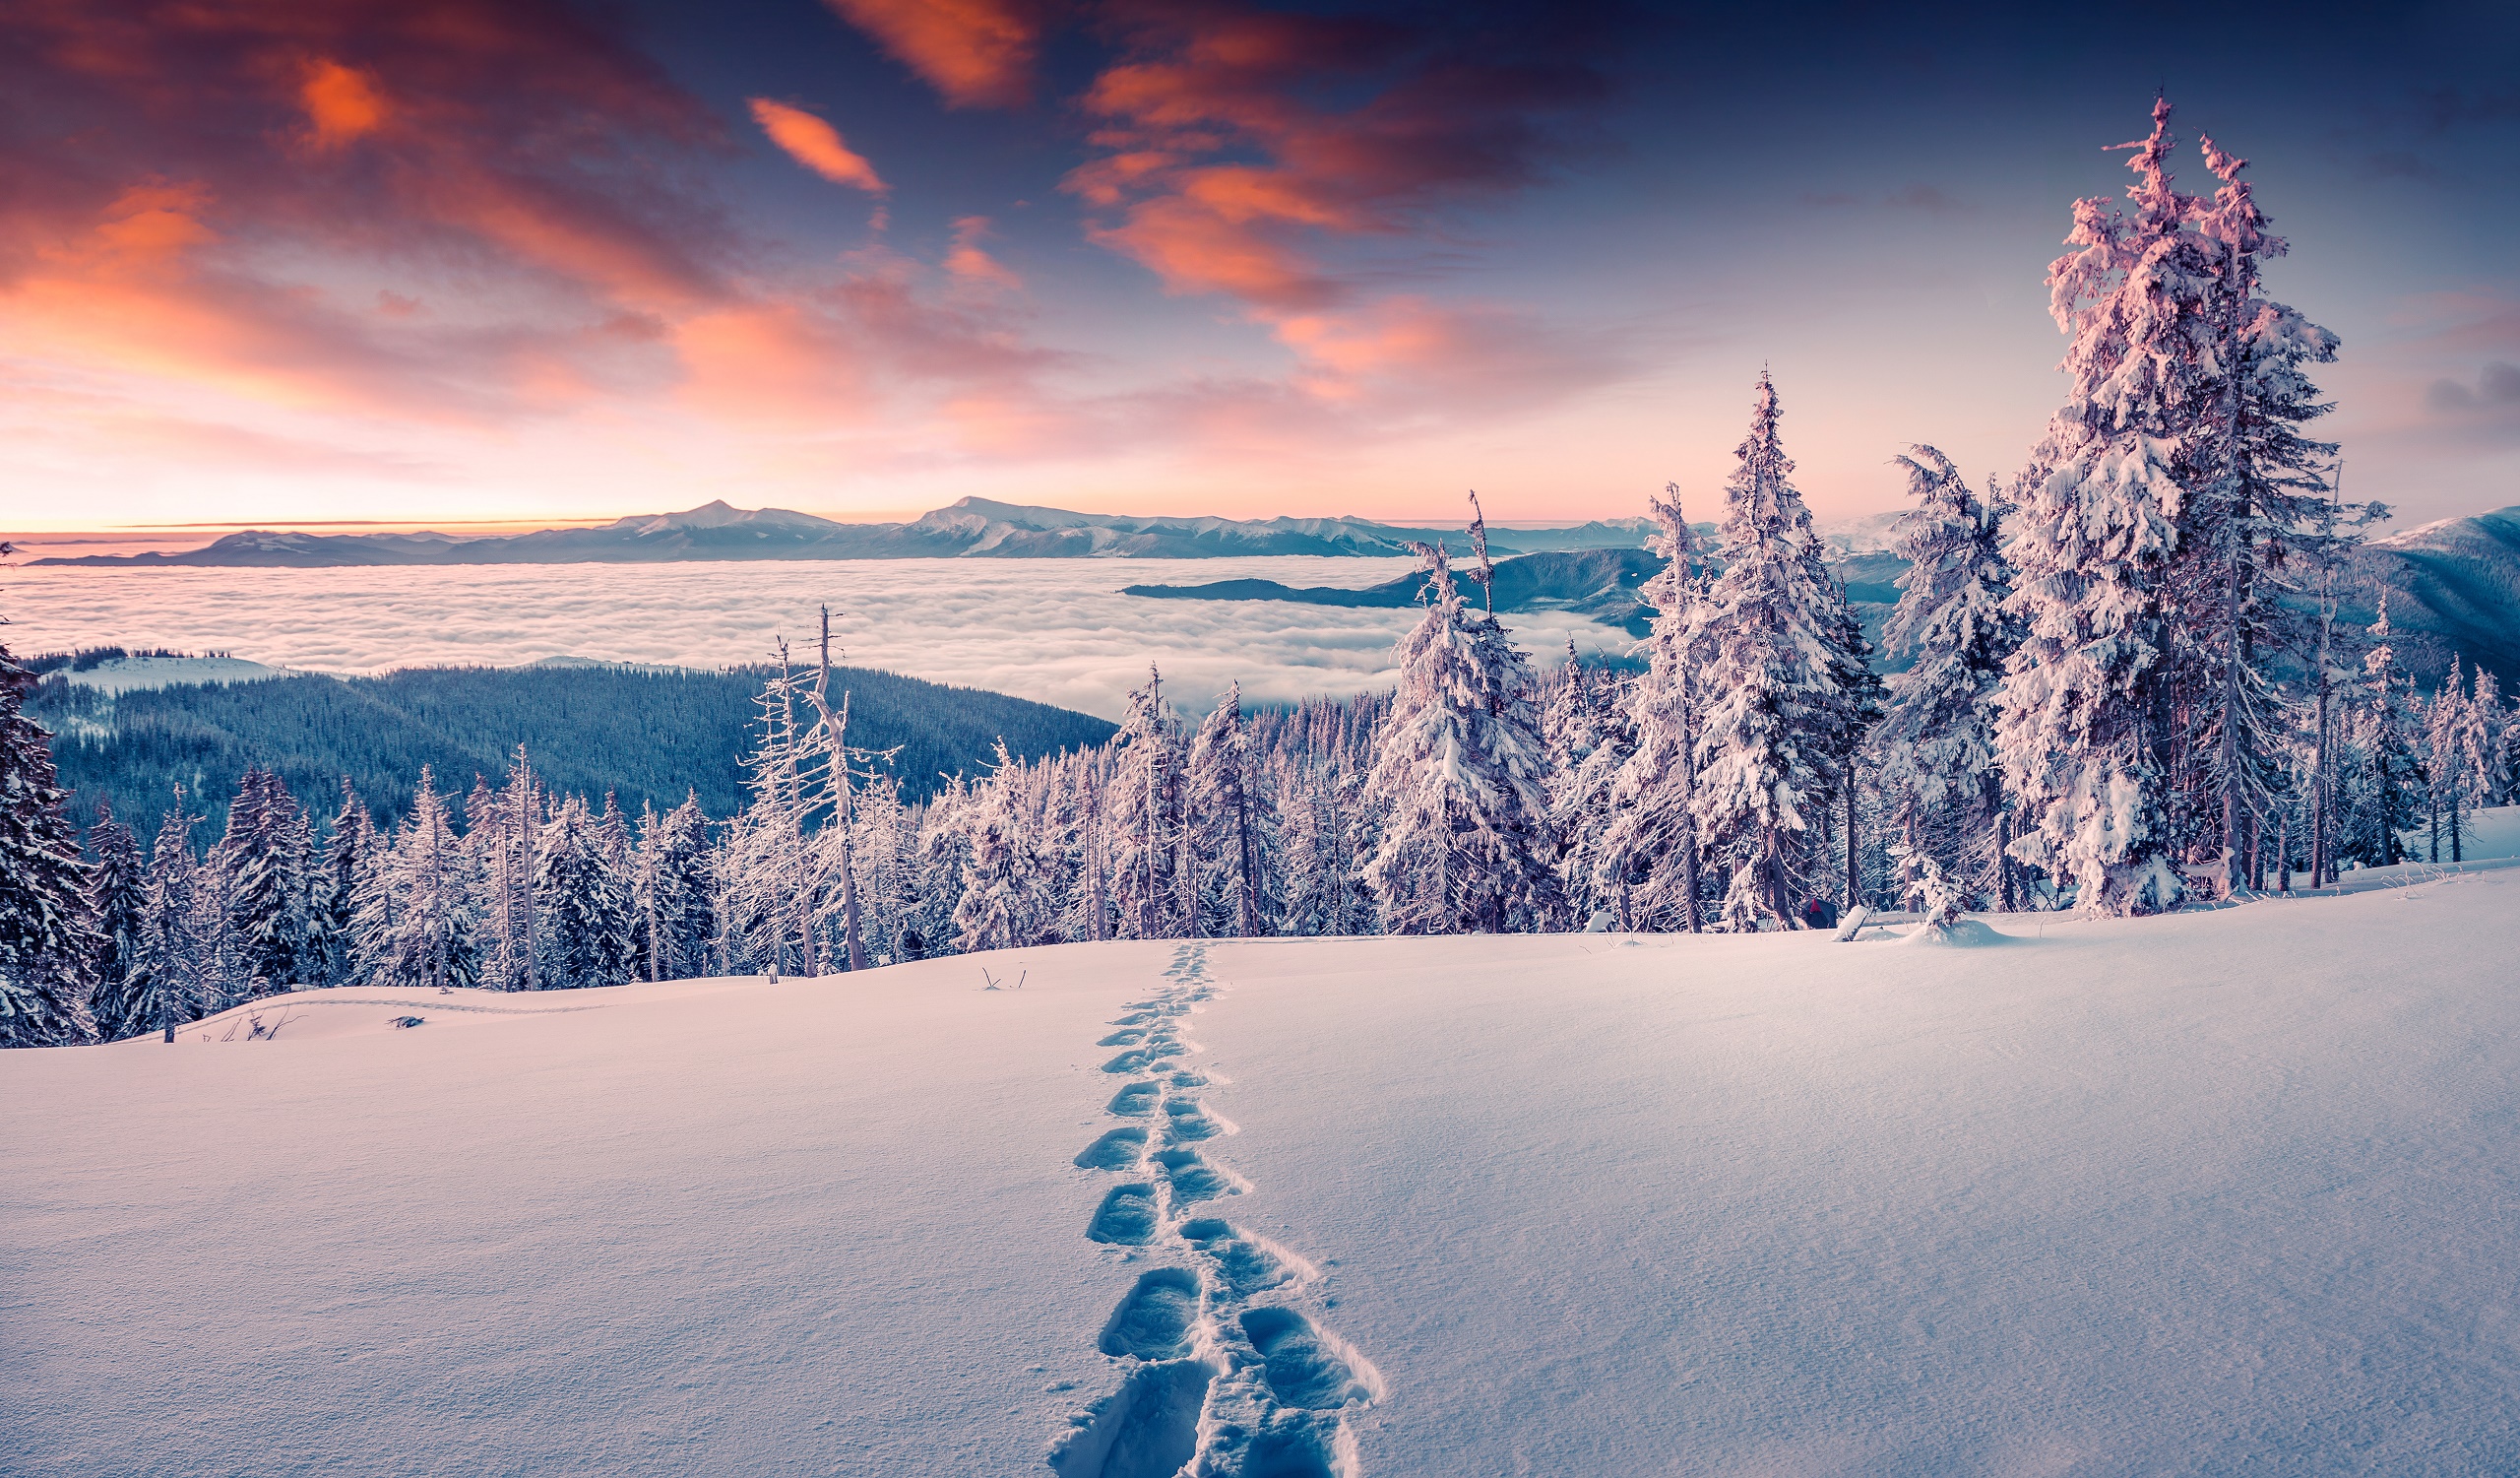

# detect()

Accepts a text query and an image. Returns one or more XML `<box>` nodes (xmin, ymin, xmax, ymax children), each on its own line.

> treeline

<box><xmin>10</xmin><ymin>97</ymin><xmax>2520</xmax><ymax>1047</ymax></box>
<box><xmin>31</xmin><ymin>661</ymin><xmax>1115</xmax><ymax>835</ymax></box>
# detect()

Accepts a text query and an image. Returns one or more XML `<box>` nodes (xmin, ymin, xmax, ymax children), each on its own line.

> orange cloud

<box><xmin>944</xmin><ymin>217</ymin><xmax>1020</xmax><ymax>290</ymax></box>
<box><xmin>299</xmin><ymin>58</ymin><xmax>388</xmax><ymax>150</ymax></box>
<box><xmin>748</xmin><ymin>98</ymin><xmax>889</xmax><ymax>195</ymax></box>
<box><xmin>822</xmin><ymin>0</ymin><xmax>1041</xmax><ymax>108</ymax></box>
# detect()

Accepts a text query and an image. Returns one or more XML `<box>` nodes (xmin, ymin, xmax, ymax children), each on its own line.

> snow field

<box><xmin>7</xmin><ymin>875</ymin><xmax>2520</xmax><ymax>1473</ymax></box>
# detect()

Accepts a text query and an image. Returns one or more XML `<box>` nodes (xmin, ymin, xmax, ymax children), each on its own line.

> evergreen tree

<box><xmin>310</xmin><ymin>782</ymin><xmax>376</xmax><ymax>987</ymax></box>
<box><xmin>536</xmin><ymin>794</ymin><xmax>633</xmax><ymax>989</ymax></box>
<box><xmin>189</xmin><ymin>843</ymin><xmax>247</xmax><ymax>1014</ymax></box>
<box><xmin>953</xmin><ymin>748</ymin><xmax>1046</xmax><ymax>953</ymax></box>
<box><xmin>850</xmin><ymin>777</ymin><xmax>919</xmax><ymax>963</ymax></box>
<box><xmin>1996</xmin><ymin>99</ymin><xmax>2220</xmax><ymax>915</ymax></box>
<box><xmin>2182</xmin><ymin>126</ymin><xmax>2358</xmax><ymax>883</ymax></box>
<box><xmin>1105</xmin><ymin>666</ymin><xmax>1182</xmax><ymax>939</ymax></box>
<box><xmin>134</xmin><ymin>793</ymin><xmax>204</xmax><ymax>1038</ymax></box>
<box><xmin>353</xmin><ymin>767</ymin><xmax>474</xmax><ymax>989</ymax></box>
<box><xmin>1595</xmin><ymin>488</ymin><xmax>1707</xmax><ymax>931</ymax></box>
<box><xmin>632</xmin><ymin>792</ymin><xmax>715</xmax><ymax>981</ymax></box>
<box><xmin>0</xmin><ymin>642</ymin><xmax>97</xmax><ymax>1046</ymax></box>
<box><xmin>1876</xmin><ymin>448</ymin><xmax>2020</xmax><ymax>906</ymax></box>
<box><xmin>83</xmin><ymin>801</ymin><xmax>149</xmax><ymax>1041</ymax></box>
<box><xmin>2357</xmin><ymin>597</ymin><xmax>2423</xmax><ymax>867</ymax></box>
<box><xmin>905</xmin><ymin>775</ymin><xmax>973</xmax><ymax>961</ymax></box>
<box><xmin>1691</xmin><ymin>373</ymin><xmax>1873</xmax><ymax>929</ymax></box>
<box><xmin>1186</xmin><ymin>682</ymin><xmax>1280</xmax><ymax>937</ymax></box>
<box><xmin>215</xmin><ymin>767</ymin><xmax>312</xmax><ymax>994</ymax></box>
<box><xmin>1360</xmin><ymin>543</ymin><xmax>1563</xmax><ymax>933</ymax></box>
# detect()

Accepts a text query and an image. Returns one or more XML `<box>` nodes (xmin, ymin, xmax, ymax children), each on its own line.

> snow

<box><xmin>2322</xmin><ymin>805</ymin><xmax>2520</xmax><ymax>892</ymax></box>
<box><xmin>0</xmin><ymin>558</ymin><xmax>1636</xmax><ymax>719</ymax></box>
<box><xmin>48</xmin><ymin>654</ymin><xmax>306</xmax><ymax>693</ymax></box>
<box><xmin>8</xmin><ymin>880</ymin><xmax>2520</xmax><ymax>1473</ymax></box>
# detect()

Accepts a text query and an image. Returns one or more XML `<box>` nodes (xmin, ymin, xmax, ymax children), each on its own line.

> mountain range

<box><xmin>33</xmin><ymin>498</ymin><xmax>1656</xmax><ymax>567</ymax></box>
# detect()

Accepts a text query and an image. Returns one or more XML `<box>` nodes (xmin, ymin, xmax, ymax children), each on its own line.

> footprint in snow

<box><xmin>1106</xmin><ymin>1081</ymin><xmax>1162</xmax><ymax>1116</ymax></box>
<box><xmin>1153</xmin><ymin>1147</ymin><xmax>1242</xmax><ymax>1206</ymax></box>
<box><xmin>1086</xmin><ymin>1184</ymin><xmax>1161</xmax><ymax>1246</ymax></box>
<box><xmin>1097</xmin><ymin>1267</ymin><xmax>1204</xmax><ymax>1360</ymax></box>
<box><xmin>1074</xmin><ymin>1126</ymin><xmax>1150</xmax><ymax>1171</ymax></box>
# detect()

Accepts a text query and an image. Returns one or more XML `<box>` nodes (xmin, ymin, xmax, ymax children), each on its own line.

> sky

<box><xmin>2</xmin><ymin>0</ymin><xmax>2515</xmax><ymax>535</ymax></box>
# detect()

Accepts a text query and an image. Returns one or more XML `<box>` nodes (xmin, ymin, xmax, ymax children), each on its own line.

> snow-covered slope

<box><xmin>8</xmin><ymin>880</ymin><xmax>2519</xmax><ymax>1474</ymax></box>
<box><xmin>48</xmin><ymin>654</ymin><xmax>306</xmax><ymax>692</ymax></box>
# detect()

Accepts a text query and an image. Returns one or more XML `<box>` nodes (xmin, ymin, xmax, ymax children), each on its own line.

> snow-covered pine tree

<box><xmin>952</xmin><ymin>745</ymin><xmax>1046</xmax><ymax>953</ymax></box>
<box><xmin>1187</xmin><ymin>682</ymin><xmax>1280</xmax><ymax>937</ymax></box>
<box><xmin>135</xmin><ymin>793</ymin><xmax>204</xmax><ymax>1037</ymax></box>
<box><xmin>353</xmin><ymin>767</ymin><xmax>475</xmax><ymax>989</ymax></box>
<box><xmin>2180</xmin><ymin>125</ymin><xmax>2358</xmax><ymax>885</ymax></box>
<box><xmin>2356</xmin><ymin>597</ymin><xmax>2423</xmax><ymax>868</ymax></box>
<box><xmin>1996</xmin><ymin>98</ymin><xmax>2223</xmax><ymax>915</ymax></box>
<box><xmin>906</xmin><ymin>774</ymin><xmax>972</xmax><ymax>960</ymax></box>
<box><xmin>2451</xmin><ymin>665</ymin><xmax>2498</xmax><ymax>846</ymax></box>
<box><xmin>1360</xmin><ymin>542</ymin><xmax>1563</xmax><ymax>933</ymax></box>
<box><xmin>631</xmin><ymin>792</ymin><xmax>715</xmax><ymax>981</ymax></box>
<box><xmin>1875</xmin><ymin>447</ymin><xmax>2021</xmax><ymax>908</ymax></box>
<box><xmin>850</xmin><ymin>776</ymin><xmax>918</xmax><ymax>962</ymax></box>
<box><xmin>189</xmin><ymin>826</ymin><xmax>246</xmax><ymax>1013</ymax></box>
<box><xmin>1105</xmin><ymin>665</ymin><xmax>1182</xmax><ymax>939</ymax></box>
<box><xmin>82</xmin><ymin>801</ymin><xmax>149</xmax><ymax>1041</ymax></box>
<box><xmin>728</xmin><ymin>663</ymin><xmax>822</xmax><ymax>976</ymax></box>
<box><xmin>0</xmin><ymin>641</ymin><xmax>98</xmax><ymax>1046</ymax></box>
<box><xmin>1048</xmin><ymin>752</ymin><xmax>1111</xmax><ymax>945</ymax></box>
<box><xmin>1594</xmin><ymin>487</ymin><xmax>1707</xmax><ymax>931</ymax></box>
<box><xmin>536</xmin><ymin>793</ymin><xmax>633</xmax><ymax>989</ymax></box>
<box><xmin>1545</xmin><ymin>639</ymin><xmax>1635</xmax><ymax>928</ymax></box>
<box><xmin>215</xmin><ymin>768</ymin><xmax>312</xmax><ymax>995</ymax></box>
<box><xmin>1691</xmin><ymin>374</ymin><xmax>1874</xmax><ymax>929</ymax></box>
<box><xmin>309</xmin><ymin>781</ymin><xmax>375</xmax><ymax>988</ymax></box>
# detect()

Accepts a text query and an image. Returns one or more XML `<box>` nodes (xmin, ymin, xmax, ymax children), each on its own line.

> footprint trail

<box><xmin>1052</xmin><ymin>942</ymin><xmax>1383</xmax><ymax>1478</ymax></box>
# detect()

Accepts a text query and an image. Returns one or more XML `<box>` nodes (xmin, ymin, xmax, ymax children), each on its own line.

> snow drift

<box><xmin>7</xmin><ymin>875</ymin><xmax>2519</xmax><ymax>1474</ymax></box>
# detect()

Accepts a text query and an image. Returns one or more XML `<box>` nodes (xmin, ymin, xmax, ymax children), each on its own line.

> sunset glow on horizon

<box><xmin>3</xmin><ymin>0</ymin><xmax>2513</xmax><ymax>536</ymax></box>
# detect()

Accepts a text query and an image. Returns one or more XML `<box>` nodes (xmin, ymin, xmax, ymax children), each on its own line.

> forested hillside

<box><xmin>29</xmin><ymin>663</ymin><xmax>1115</xmax><ymax>836</ymax></box>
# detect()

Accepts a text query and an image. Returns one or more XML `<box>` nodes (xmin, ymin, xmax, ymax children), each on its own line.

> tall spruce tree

<box><xmin>536</xmin><ymin>794</ymin><xmax>633</xmax><ymax>989</ymax></box>
<box><xmin>1876</xmin><ymin>448</ymin><xmax>2020</xmax><ymax>906</ymax></box>
<box><xmin>2181</xmin><ymin>125</ymin><xmax>2357</xmax><ymax>884</ymax></box>
<box><xmin>84</xmin><ymin>801</ymin><xmax>149</xmax><ymax>1041</ymax></box>
<box><xmin>1596</xmin><ymin>488</ymin><xmax>1708</xmax><ymax>931</ymax></box>
<box><xmin>1106</xmin><ymin>666</ymin><xmax>1182</xmax><ymax>940</ymax></box>
<box><xmin>632</xmin><ymin>792</ymin><xmax>715</xmax><ymax>981</ymax></box>
<box><xmin>1996</xmin><ymin>99</ymin><xmax>2221</xmax><ymax>915</ymax></box>
<box><xmin>953</xmin><ymin>747</ymin><xmax>1045</xmax><ymax>953</ymax></box>
<box><xmin>216</xmin><ymin>768</ymin><xmax>312</xmax><ymax>994</ymax></box>
<box><xmin>2357</xmin><ymin>597</ymin><xmax>2422</xmax><ymax>867</ymax></box>
<box><xmin>135</xmin><ymin>793</ymin><xmax>203</xmax><ymax>1037</ymax></box>
<box><xmin>1187</xmin><ymin>682</ymin><xmax>1279</xmax><ymax>938</ymax></box>
<box><xmin>0</xmin><ymin>643</ymin><xmax>98</xmax><ymax>1046</ymax></box>
<box><xmin>1691</xmin><ymin>373</ymin><xmax>1873</xmax><ymax>929</ymax></box>
<box><xmin>1359</xmin><ymin>543</ymin><xmax>1562</xmax><ymax>933</ymax></box>
<box><xmin>354</xmin><ymin>767</ymin><xmax>473</xmax><ymax>989</ymax></box>
<box><xmin>311</xmin><ymin>782</ymin><xmax>376</xmax><ymax>987</ymax></box>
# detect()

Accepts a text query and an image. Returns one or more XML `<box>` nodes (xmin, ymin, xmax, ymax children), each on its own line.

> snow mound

<box><xmin>1899</xmin><ymin>916</ymin><xmax>2010</xmax><ymax>946</ymax></box>
<box><xmin>7</xmin><ymin>881</ymin><xmax>2519</xmax><ymax>1473</ymax></box>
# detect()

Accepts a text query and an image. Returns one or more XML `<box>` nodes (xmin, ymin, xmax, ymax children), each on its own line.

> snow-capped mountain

<box><xmin>32</xmin><ymin>499</ymin><xmax>1657</xmax><ymax>567</ymax></box>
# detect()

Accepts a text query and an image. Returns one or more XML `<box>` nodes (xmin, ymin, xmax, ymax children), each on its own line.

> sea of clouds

<box><xmin>3</xmin><ymin>558</ymin><xmax>1633</xmax><ymax>718</ymax></box>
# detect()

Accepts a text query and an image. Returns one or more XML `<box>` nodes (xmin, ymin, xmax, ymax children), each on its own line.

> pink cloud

<box><xmin>749</xmin><ymin>98</ymin><xmax>889</xmax><ymax>195</ymax></box>
<box><xmin>821</xmin><ymin>0</ymin><xmax>1047</xmax><ymax>108</ymax></box>
<box><xmin>944</xmin><ymin>216</ymin><xmax>1022</xmax><ymax>290</ymax></box>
